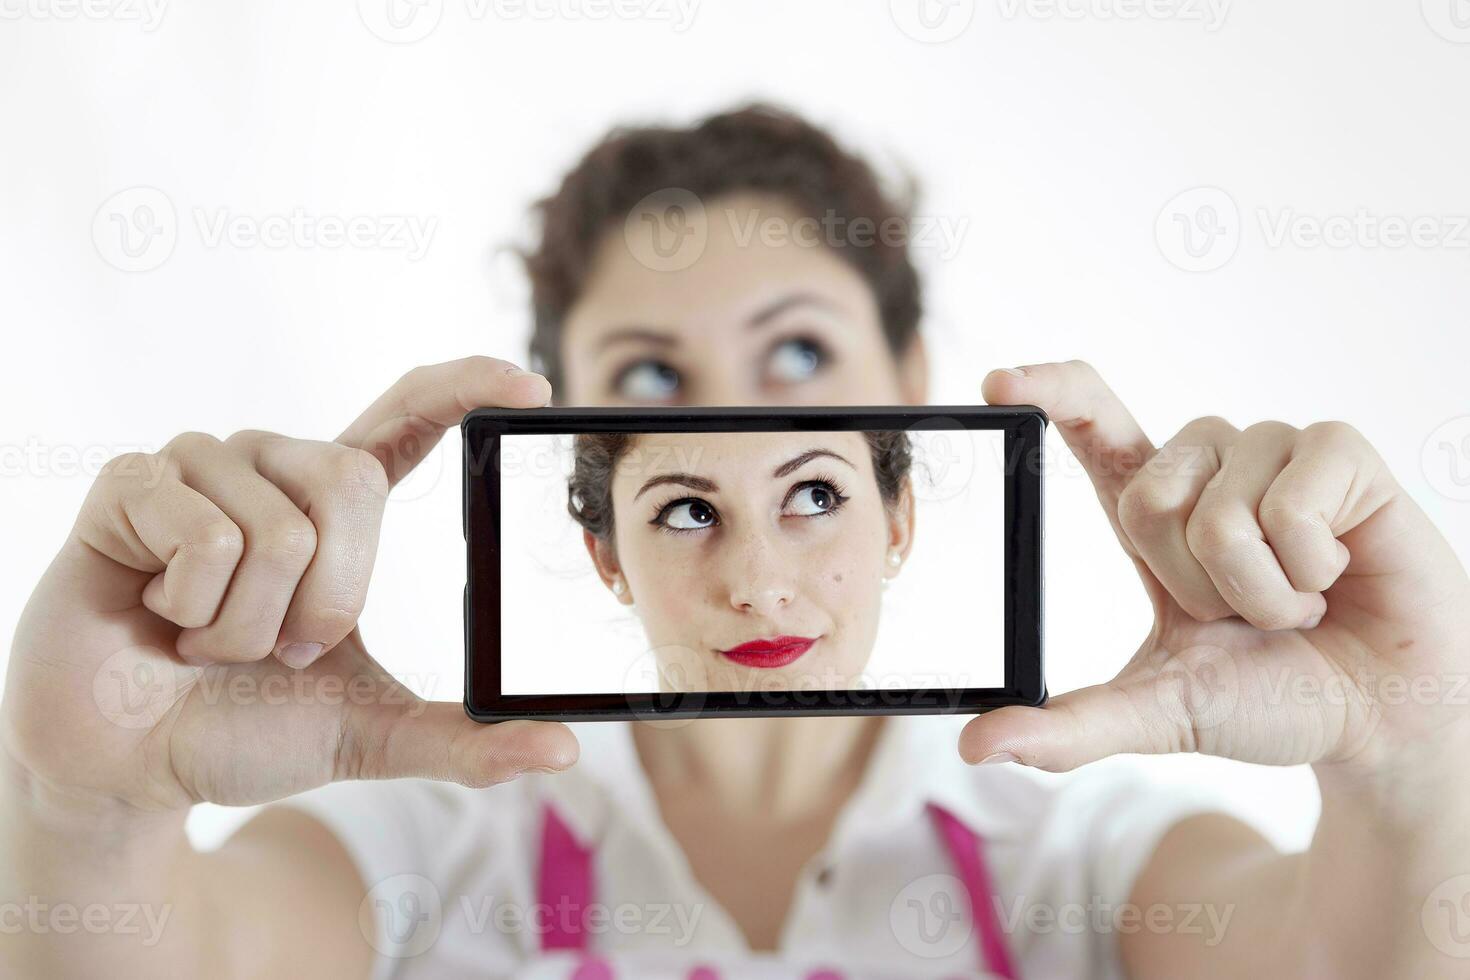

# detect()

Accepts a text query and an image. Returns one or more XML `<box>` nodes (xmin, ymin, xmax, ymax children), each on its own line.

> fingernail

<box><xmin>976</xmin><ymin>751</ymin><xmax>1019</xmax><ymax>766</ymax></box>
<box><xmin>277</xmin><ymin>642</ymin><xmax>324</xmax><ymax>669</ymax></box>
<box><xmin>517</xmin><ymin>764</ymin><xmax>565</xmax><ymax>776</ymax></box>
<box><xmin>999</xmin><ymin>366</ymin><xmax>1028</xmax><ymax>378</ymax></box>
<box><xmin>1301</xmin><ymin>611</ymin><xmax>1324</xmax><ymax>631</ymax></box>
<box><xmin>505</xmin><ymin>364</ymin><xmax>527</xmax><ymax>376</ymax></box>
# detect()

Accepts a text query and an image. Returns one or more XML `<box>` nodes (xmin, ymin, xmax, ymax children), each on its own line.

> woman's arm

<box><xmin>1125</xmin><ymin>765</ymin><xmax>1470</xmax><ymax>979</ymax></box>
<box><xmin>958</xmin><ymin>360</ymin><xmax>1470</xmax><ymax>979</ymax></box>
<box><xmin>0</xmin><ymin>357</ymin><xmax>578</xmax><ymax>979</ymax></box>
<box><xmin>0</xmin><ymin>770</ymin><xmax>371</xmax><ymax>979</ymax></box>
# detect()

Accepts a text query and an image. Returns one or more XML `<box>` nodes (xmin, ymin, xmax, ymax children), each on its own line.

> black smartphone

<box><xmin>463</xmin><ymin>406</ymin><xmax>1045</xmax><ymax>722</ymax></box>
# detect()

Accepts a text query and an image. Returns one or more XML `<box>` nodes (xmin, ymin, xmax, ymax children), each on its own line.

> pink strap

<box><xmin>927</xmin><ymin>802</ymin><xmax>1019</xmax><ymax>980</ymax></box>
<box><xmin>537</xmin><ymin>801</ymin><xmax>1017</xmax><ymax>979</ymax></box>
<box><xmin>538</xmin><ymin>803</ymin><xmax>596</xmax><ymax>951</ymax></box>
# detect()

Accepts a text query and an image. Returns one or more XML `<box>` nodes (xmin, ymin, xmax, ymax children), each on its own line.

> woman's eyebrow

<box><xmin>595</xmin><ymin>327</ymin><xmax>678</xmax><ymax>352</ymax></box>
<box><xmin>772</xmin><ymin>449</ymin><xmax>855</xmax><ymax>478</ymax></box>
<box><xmin>634</xmin><ymin>473</ymin><xmax>719</xmax><ymax>500</ymax></box>
<box><xmin>746</xmin><ymin>292</ymin><xmax>836</xmax><ymax>329</ymax></box>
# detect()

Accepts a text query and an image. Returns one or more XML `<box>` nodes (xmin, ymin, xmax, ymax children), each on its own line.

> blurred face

<box><xmin>590</xmin><ymin>431</ymin><xmax>912</xmax><ymax>692</ymax></box>
<box><xmin>558</xmin><ymin>192</ymin><xmax>926</xmax><ymax>408</ymax></box>
<box><xmin>562</xmin><ymin>191</ymin><xmax>925</xmax><ymax>691</ymax></box>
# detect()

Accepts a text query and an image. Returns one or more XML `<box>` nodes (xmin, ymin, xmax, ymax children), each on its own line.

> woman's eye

<box><xmin>765</xmin><ymin>337</ymin><xmax>826</xmax><ymax>385</ymax></box>
<box><xmin>786</xmin><ymin>483</ymin><xmax>845</xmax><ymax>517</ymax></box>
<box><xmin>659</xmin><ymin>499</ymin><xmax>717</xmax><ymax>530</ymax></box>
<box><xmin>614</xmin><ymin>360</ymin><xmax>681</xmax><ymax>402</ymax></box>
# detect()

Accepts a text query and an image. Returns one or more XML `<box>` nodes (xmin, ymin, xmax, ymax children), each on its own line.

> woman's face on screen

<box><xmin>597</xmin><ymin>431</ymin><xmax>910</xmax><ymax>692</ymax></box>
<box><xmin>556</xmin><ymin>192</ymin><xmax>925</xmax><ymax>409</ymax></box>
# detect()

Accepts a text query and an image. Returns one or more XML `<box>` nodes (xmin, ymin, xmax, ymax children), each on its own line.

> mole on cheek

<box><xmin>833</xmin><ymin>572</ymin><xmax>843</xmax><ymax>583</ymax></box>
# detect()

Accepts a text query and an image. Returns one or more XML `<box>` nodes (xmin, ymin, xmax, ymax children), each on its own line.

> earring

<box><xmin>612</xmin><ymin>579</ymin><xmax>625</xmax><ymax>597</ymax></box>
<box><xmin>887</xmin><ymin>551</ymin><xmax>901</xmax><ymax>568</ymax></box>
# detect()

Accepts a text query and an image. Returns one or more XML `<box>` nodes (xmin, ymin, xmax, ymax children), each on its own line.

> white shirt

<box><xmin>278</xmin><ymin>714</ymin><xmax>1222</xmax><ymax>980</ymax></box>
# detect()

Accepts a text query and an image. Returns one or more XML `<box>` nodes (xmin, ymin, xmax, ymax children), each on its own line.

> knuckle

<box><xmin>398</xmin><ymin>363</ymin><xmax>438</xmax><ymax>390</ymax></box>
<box><xmin>165</xmin><ymin>431</ymin><xmax>221</xmax><ymax>457</ymax></box>
<box><xmin>1064</xmin><ymin>358</ymin><xmax>1100</xmax><ymax>382</ymax></box>
<box><xmin>1243</xmin><ymin>419</ymin><xmax>1297</xmax><ymax>441</ymax></box>
<box><xmin>1184</xmin><ymin>512</ymin><xmax>1255</xmax><ymax>560</ymax></box>
<box><xmin>328</xmin><ymin>446</ymin><xmax>390</xmax><ymax>498</ymax></box>
<box><xmin>464</xmin><ymin>354</ymin><xmax>512</xmax><ymax>374</ymax></box>
<box><xmin>1304</xmin><ymin>419</ymin><xmax>1364</xmax><ymax>449</ymax></box>
<box><xmin>96</xmin><ymin>451</ymin><xmax>156</xmax><ymax>485</ymax></box>
<box><xmin>1117</xmin><ymin>478</ymin><xmax>1184</xmax><ymax>532</ymax></box>
<box><xmin>224</xmin><ymin>428</ymin><xmax>274</xmax><ymax>449</ymax></box>
<box><xmin>254</xmin><ymin>517</ymin><xmax>318</xmax><ymax>566</ymax></box>
<box><xmin>183</xmin><ymin>518</ymin><xmax>246</xmax><ymax>567</ymax></box>
<box><xmin>1257</xmin><ymin>498</ymin><xmax>1323</xmax><ymax>540</ymax></box>
<box><xmin>1183</xmin><ymin>415</ymin><xmax>1236</xmax><ymax>439</ymax></box>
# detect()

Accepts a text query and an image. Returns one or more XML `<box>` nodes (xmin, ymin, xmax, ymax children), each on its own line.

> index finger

<box><xmin>982</xmin><ymin>359</ymin><xmax>1155</xmax><ymax>511</ymax></box>
<box><xmin>337</xmin><ymin>356</ymin><xmax>551</xmax><ymax>485</ymax></box>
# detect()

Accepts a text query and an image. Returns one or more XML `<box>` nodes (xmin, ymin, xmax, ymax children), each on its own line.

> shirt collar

<box><xmin>541</xmin><ymin>714</ymin><xmax>1042</xmax><ymax>850</ymax></box>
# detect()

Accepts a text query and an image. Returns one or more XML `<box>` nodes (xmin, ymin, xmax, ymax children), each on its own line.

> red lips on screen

<box><xmin>716</xmin><ymin>635</ymin><xmax>817</xmax><ymax>668</ymax></box>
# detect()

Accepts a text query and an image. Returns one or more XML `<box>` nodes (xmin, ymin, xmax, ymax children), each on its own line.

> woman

<box><xmin>568</xmin><ymin>429</ymin><xmax>915</xmax><ymax>693</ymax></box>
<box><xmin>4</xmin><ymin>105</ymin><xmax>1468</xmax><ymax>980</ymax></box>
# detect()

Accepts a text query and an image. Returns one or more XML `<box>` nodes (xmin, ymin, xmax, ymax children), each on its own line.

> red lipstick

<box><xmin>717</xmin><ymin>635</ymin><xmax>816</xmax><ymax>669</ymax></box>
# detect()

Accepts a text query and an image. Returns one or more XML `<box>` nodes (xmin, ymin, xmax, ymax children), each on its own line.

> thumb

<box><xmin>958</xmin><ymin>650</ymin><xmax>1236</xmax><ymax>771</ymax></box>
<box><xmin>337</xmin><ymin>356</ymin><xmax>552</xmax><ymax>485</ymax></box>
<box><xmin>957</xmin><ymin>686</ymin><xmax>1150</xmax><ymax>772</ymax></box>
<box><xmin>341</xmin><ymin>700</ymin><xmax>580</xmax><ymax>788</ymax></box>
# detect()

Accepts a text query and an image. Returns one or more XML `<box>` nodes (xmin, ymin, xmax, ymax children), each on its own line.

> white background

<box><xmin>498</xmin><ymin>429</ymin><xmax>1006</xmax><ymax>694</ymax></box>
<box><xmin>2</xmin><ymin>1</ymin><xmax>1468</xmax><ymax>852</ymax></box>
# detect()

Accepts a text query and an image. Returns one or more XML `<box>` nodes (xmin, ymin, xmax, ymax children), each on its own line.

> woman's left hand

<box><xmin>958</xmin><ymin>360</ymin><xmax>1470</xmax><ymax>782</ymax></box>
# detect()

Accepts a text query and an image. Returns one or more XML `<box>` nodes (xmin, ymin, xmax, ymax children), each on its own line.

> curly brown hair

<box><xmin>521</xmin><ymin>103</ymin><xmax>923</xmax><ymax>394</ymax></box>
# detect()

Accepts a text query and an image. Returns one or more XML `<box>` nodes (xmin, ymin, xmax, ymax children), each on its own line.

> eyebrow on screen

<box><xmin>595</xmin><ymin>293</ymin><xmax>837</xmax><ymax>353</ymax></box>
<box><xmin>771</xmin><ymin>448</ymin><xmax>855</xmax><ymax>478</ymax></box>
<box><xmin>634</xmin><ymin>473</ymin><xmax>718</xmax><ymax>500</ymax></box>
<box><xmin>634</xmin><ymin>448</ymin><xmax>855</xmax><ymax>500</ymax></box>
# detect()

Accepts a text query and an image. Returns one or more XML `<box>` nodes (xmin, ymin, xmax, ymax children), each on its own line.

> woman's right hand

<box><xmin>1</xmin><ymin>356</ymin><xmax>579</xmax><ymax>817</ymax></box>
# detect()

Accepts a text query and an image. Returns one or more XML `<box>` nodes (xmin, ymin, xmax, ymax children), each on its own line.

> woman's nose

<box><xmin>724</xmin><ymin>529</ymin><xmax>796</xmax><ymax>616</ymax></box>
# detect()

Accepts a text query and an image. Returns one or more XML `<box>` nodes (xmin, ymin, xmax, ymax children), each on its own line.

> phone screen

<box><xmin>498</xmin><ymin>428</ymin><xmax>1006</xmax><ymax>696</ymax></box>
<box><xmin>463</xmin><ymin>407</ymin><xmax>1044</xmax><ymax>720</ymax></box>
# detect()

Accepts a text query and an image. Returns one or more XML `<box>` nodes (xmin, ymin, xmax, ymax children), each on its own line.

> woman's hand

<box><xmin>1</xmin><ymin>356</ymin><xmax>578</xmax><ymax>817</ymax></box>
<box><xmin>958</xmin><ymin>360</ymin><xmax>1470</xmax><ymax>781</ymax></box>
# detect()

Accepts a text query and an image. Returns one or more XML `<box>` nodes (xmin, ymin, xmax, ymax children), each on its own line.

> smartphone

<box><xmin>463</xmin><ymin>406</ymin><xmax>1045</xmax><ymax>722</ymax></box>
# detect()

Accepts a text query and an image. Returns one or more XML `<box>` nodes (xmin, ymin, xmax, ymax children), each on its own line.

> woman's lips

<box><xmin>717</xmin><ymin>635</ymin><xmax>817</xmax><ymax>669</ymax></box>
